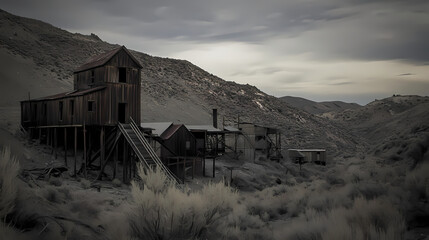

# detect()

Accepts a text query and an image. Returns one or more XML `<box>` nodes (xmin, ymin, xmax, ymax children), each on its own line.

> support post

<box><xmin>99</xmin><ymin>127</ymin><xmax>105</xmax><ymax>180</ymax></box>
<box><xmin>54</xmin><ymin>128</ymin><xmax>57</xmax><ymax>159</ymax></box>
<box><xmin>182</xmin><ymin>157</ymin><xmax>186</xmax><ymax>183</ymax></box>
<box><xmin>64</xmin><ymin>128</ymin><xmax>68</xmax><ymax>167</ymax></box>
<box><xmin>212</xmin><ymin>157</ymin><xmax>216</xmax><ymax>178</ymax></box>
<box><xmin>74</xmin><ymin>127</ymin><xmax>77</xmax><ymax>177</ymax></box>
<box><xmin>113</xmin><ymin>135</ymin><xmax>118</xmax><ymax>179</ymax></box>
<box><xmin>123</xmin><ymin>139</ymin><xmax>127</xmax><ymax>182</ymax></box>
<box><xmin>83</xmin><ymin>123</ymin><xmax>87</xmax><ymax>178</ymax></box>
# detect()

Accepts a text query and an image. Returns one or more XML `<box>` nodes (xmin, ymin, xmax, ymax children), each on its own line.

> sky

<box><xmin>2</xmin><ymin>0</ymin><xmax>429</xmax><ymax>104</ymax></box>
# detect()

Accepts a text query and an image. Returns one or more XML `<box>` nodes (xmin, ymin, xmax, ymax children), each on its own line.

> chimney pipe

<box><xmin>212</xmin><ymin>109</ymin><xmax>218</xmax><ymax>128</ymax></box>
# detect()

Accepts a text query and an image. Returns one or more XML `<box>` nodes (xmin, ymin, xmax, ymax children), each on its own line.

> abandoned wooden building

<box><xmin>141</xmin><ymin>122</ymin><xmax>203</xmax><ymax>180</ymax></box>
<box><xmin>236</xmin><ymin>122</ymin><xmax>283</xmax><ymax>161</ymax></box>
<box><xmin>288</xmin><ymin>149</ymin><xmax>326</xmax><ymax>165</ymax></box>
<box><xmin>21</xmin><ymin>46</ymin><xmax>179</xmax><ymax>183</ymax></box>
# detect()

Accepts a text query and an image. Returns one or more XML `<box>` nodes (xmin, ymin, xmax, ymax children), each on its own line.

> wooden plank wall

<box><xmin>22</xmin><ymin>48</ymin><xmax>142</xmax><ymax>128</ymax></box>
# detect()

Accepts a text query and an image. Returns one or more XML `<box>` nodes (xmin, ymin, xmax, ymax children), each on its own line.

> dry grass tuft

<box><xmin>0</xmin><ymin>146</ymin><xmax>20</xmax><ymax>220</ymax></box>
<box><xmin>128</xmin><ymin>164</ymin><xmax>240</xmax><ymax>239</ymax></box>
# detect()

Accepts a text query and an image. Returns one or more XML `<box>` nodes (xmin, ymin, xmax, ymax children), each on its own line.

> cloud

<box><xmin>1</xmin><ymin>0</ymin><xmax>429</xmax><ymax>104</ymax></box>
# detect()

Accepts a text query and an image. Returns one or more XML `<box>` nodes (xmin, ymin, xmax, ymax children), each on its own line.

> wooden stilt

<box><xmin>123</xmin><ymin>139</ymin><xmax>127</xmax><ymax>182</ymax></box>
<box><xmin>182</xmin><ymin>157</ymin><xmax>186</xmax><ymax>183</ymax></box>
<box><xmin>203</xmin><ymin>157</ymin><xmax>205</xmax><ymax>177</ymax></box>
<box><xmin>39</xmin><ymin>128</ymin><xmax>42</xmax><ymax>143</ymax></box>
<box><xmin>192</xmin><ymin>158</ymin><xmax>195</xmax><ymax>179</ymax></box>
<box><xmin>99</xmin><ymin>127</ymin><xmax>105</xmax><ymax>180</ymax></box>
<box><xmin>213</xmin><ymin>157</ymin><xmax>215</xmax><ymax>178</ymax></box>
<box><xmin>64</xmin><ymin>128</ymin><xmax>68</xmax><ymax>167</ymax></box>
<box><xmin>54</xmin><ymin>128</ymin><xmax>57</xmax><ymax>159</ymax></box>
<box><xmin>83</xmin><ymin>123</ymin><xmax>87</xmax><ymax>178</ymax></box>
<box><xmin>47</xmin><ymin>128</ymin><xmax>51</xmax><ymax>147</ymax></box>
<box><xmin>113</xmin><ymin>136</ymin><xmax>118</xmax><ymax>179</ymax></box>
<box><xmin>74</xmin><ymin>127</ymin><xmax>77</xmax><ymax>177</ymax></box>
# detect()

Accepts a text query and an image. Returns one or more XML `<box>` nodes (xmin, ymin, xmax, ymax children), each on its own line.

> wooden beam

<box><xmin>83</xmin><ymin>123</ymin><xmax>87</xmax><ymax>178</ymax></box>
<box><xmin>54</xmin><ymin>128</ymin><xmax>57</xmax><ymax>159</ymax></box>
<box><xmin>123</xmin><ymin>139</ymin><xmax>127</xmax><ymax>183</ymax></box>
<box><xmin>113</xmin><ymin>135</ymin><xmax>119</xmax><ymax>179</ymax></box>
<box><xmin>64</xmin><ymin>128</ymin><xmax>68</xmax><ymax>167</ymax></box>
<box><xmin>74</xmin><ymin>127</ymin><xmax>77</xmax><ymax>177</ymax></box>
<box><xmin>99</xmin><ymin>127</ymin><xmax>105</xmax><ymax>180</ymax></box>
<box><xmin>213</xmin><ymin>157</ymin><xmax>215</xmax><ymax>178</ymax></box>
<box><xmin>97</xmin><ymin>132</ymin><xmax>121</xmax><ymax>180</ymax></box>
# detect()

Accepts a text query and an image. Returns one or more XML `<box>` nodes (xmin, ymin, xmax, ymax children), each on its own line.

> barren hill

<box><xmin>0</xmin><ymin>9</ymin><xmax>364</xmax><ymax>156</ymax></box>
<box><xmin>280</xmin><ymin>96</ymin><xmax>361</xmax><ymax>115</ymax></box>
<box><xmin>322</xmin><ymin>95</ymin><xmax>429</xmax><ymax>164</ymax></box>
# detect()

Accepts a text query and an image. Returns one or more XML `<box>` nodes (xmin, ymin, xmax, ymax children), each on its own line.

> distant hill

<box><xmin>322</xmin><ymin>95</ymin><xmax>429</xmax><ymax>164</ymax></box>
<box><xmin>0</xmin><ymin>9</ymin><xmax>363</xmax><ymax>156</ymax></box>
<box><xmin>280</xmin><ymin>96</ymin><xmax>361</xmax><ymax>114</ymax></box>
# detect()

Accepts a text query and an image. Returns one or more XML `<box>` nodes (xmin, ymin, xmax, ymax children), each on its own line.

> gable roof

<box><xmin>160</xmin><ymin>124</ymin><xmax>187</xmax><ymax>140</ymax></box>
<box><xmin>186</xmin><ymin>125</ymin><xmax>222</xmax><ymax>132</ymax></box>
<box><xmin>74</xmin><ymin>46</ymin><xmax>142</xmax><ymax>73</ymax></box>
<box><xmin>141</xmin><ymin>122</ymin><xmax>173</xmax><ymax>136</ymax></box>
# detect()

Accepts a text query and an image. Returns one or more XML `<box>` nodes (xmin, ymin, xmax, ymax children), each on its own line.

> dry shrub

<box><xmin>278</xmin><ymin>197</ymin><xmax>405</xmax><ymax>240</ymax></box>
<box><xmin>0</xmin><ymin>146</ymin><xmax>20</xmax><ymax>220</ymax></box>
<box><xmin>112</xmin><ymin>178</ymin><xmax>122</xmax><ymax>187</ymax></box>
<box><xmin>322</xmin><ymin>197</ymin><xmax>405</xmax><ymax>240</ymax></box>
<box><xmin>129</xmin><ymin>164</ymin><xmax>240</xmax><ymax>239</ymax></box>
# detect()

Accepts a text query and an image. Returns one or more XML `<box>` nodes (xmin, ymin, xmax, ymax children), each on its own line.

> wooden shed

<box><xmin>237</xmin><ymin>122</ymin><xmax>282</xmax><ymax>161</ymax></box>
<box><xmin>288</xmin><ymin>149</ymin><xmax>326</xmax><ymax>165</ymax></box>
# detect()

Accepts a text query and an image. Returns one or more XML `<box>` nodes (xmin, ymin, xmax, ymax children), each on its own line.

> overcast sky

<box><xmin>2</xmin><ymin>0</ymin><xmax>429</xmax><ymax>104</ymax></box>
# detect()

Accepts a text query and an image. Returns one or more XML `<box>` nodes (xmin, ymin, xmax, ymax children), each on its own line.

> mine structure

<box><xmin>20</xmin><ymin>46</ymin><xmax>180</xmax><ymax>183</ymax></box>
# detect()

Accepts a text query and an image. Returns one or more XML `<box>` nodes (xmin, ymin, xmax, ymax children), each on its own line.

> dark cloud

<box><xmin>2</xmin><ymin>0</ymin><xmax>428</xmax><ymax>62</ymax></box>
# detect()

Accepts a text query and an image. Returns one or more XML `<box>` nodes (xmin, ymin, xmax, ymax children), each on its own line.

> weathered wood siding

<box><xmin>22</xmin><ymin>47</ymin><xmax>142</xmax><ymax>129</ymax></box>
<box><xmin>161</xmin><ymin>126</ymin><xmax>197</xmax><ymax>160</ymax></box>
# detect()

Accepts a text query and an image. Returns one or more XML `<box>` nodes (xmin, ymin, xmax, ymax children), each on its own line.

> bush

<box><xmin>128</xmin><ymin>164</ymin><xmax>240</xmax><ymax>239</ymax></box>
<box><xmin>0</xmin><ymin>146</ymin><xmax>20</xmax><ymax>220</ymax></box>
<box><xmin>278</xmin><ymin>197</ymin><xmax>405</xmax><ymax>240</ymax></box>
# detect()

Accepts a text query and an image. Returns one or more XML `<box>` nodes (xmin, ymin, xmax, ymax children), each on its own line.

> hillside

<box><xmin>322</xmin><ymin>95</ymin><xmax>429</xmax><ymax>165</ymax></box>
<box><xmin>0</xmin><ymin>9</ymin><xmax>363</xmax><ymax>156</ymax></box>
<box><xmin>280</xmin><ymin>96</ymin><xmax>361</xmax><ymax>115</ymax></box>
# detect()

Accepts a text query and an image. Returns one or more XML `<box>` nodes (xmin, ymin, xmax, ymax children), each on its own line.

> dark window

<box><xmin>91</xmin><ymin>70</ymin><xmax>95</xmax><ymax>84</ymax></box>
<box><xmin>118</xmin><ymin>103</ymin><xmax>126</xmax><ymax>123</ymax></box>
<box><xmin>88</xmin><ymin>100</ymin><xmax>94</xmax><ymax>112</ymax></box>
<box><xmin>70</xmin><ymin>100</ymin><xmax>74</xmax><ymax>116</ymax></box>
<box><xmin>59</xmin><ymin>101</ymin><xmax>63</xmax><ymax>121</ymax></box>
<box><xmin>119</xmin><ymin>67</ymin><xmax>126</xmax><ymax>83</ymax></box>
<box><xmin>43</xmin><ymin>103</ymin><xmax>47</xmax><ymax>117</ymax></box>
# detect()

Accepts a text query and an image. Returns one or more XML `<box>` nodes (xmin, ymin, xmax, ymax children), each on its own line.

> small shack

<box><xmin>141</xmin><ymin>122</ymin><xmax>202</xmax><ymax>180</ymax></box>
<box><xmin>288</xmin><ymin>149</ymin><xmax>326</xmax><ymax>165</ymax></box>
<box><xmin>237</xmin><ymin>122</ymin><xmax>282</xmax><ymax>161</ymax></box>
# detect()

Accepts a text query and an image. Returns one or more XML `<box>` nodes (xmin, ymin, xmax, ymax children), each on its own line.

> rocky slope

<box><xmin>280</xmin><ymin>96</ymin><xmax>361</xmax><ymax>115</ymax></box>
<box><xmin>0</xmin><ymin>9</ymin><xmax>364</xmax><ymax>156</ymax></box>
<box><xmin>322</xmin><ymin>95</ymin><xmax>429</xmax><ymax>165</ymax></box>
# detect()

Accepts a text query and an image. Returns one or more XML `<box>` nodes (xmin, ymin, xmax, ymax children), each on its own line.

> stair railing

<box><xmin>118</xmin><ymin>122</ymin><xmax>151</xmax><ymax>169</ymax></box>
<box><xmin>129</xmin><ymin>118</ymin><xmax>182</xmax><ymax>184</ymax></box>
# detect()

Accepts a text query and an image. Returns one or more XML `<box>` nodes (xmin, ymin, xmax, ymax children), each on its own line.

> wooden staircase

<box><xmin>118</xmin><ymin>118</ymin><xmax>181</xmax><ymax>184</ymax></box>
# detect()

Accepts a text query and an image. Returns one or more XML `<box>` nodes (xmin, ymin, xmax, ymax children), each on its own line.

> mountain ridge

<box><xmin>280</xmin><ymin>96</ymin><xmax>361</xmax><ymax>115</ymax></box>
<box><xmin>0</xmin><ymin>9</ymin><xmax>366</xmax><ymax>156</ymax></box>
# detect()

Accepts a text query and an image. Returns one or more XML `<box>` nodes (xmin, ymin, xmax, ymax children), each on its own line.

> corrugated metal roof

<box><xmin>160</xmin><ymin>124</ymin><xmax>184</xmax><ymax>140</ymax></box>
<box><xmin>224</xmin><ymin>126</ymin><xmax>240</xmax><ymax>132</ymax></box>
<box><xmin>140</xmin><ymin>122</ymin><xmax>173</xmax><ymax>136</ymax></box>
<box><xmin>186</xmin><ymin>125</ymin><xmax>222</xmax><ymax>132</ymax></box>
<box><xmin>74</xmin><ymin>46</ymin><xmax>142</xmax><ymax>73</ymax></box>
<box><xmin>288</xmin><ymin>149</ymin><xmax>326</xmax><ymax>152</ymax></box>
<box><xmin>21</xmin><ymin>86</ymin><xmax>106</xmax><ymax>102</ymax></box>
